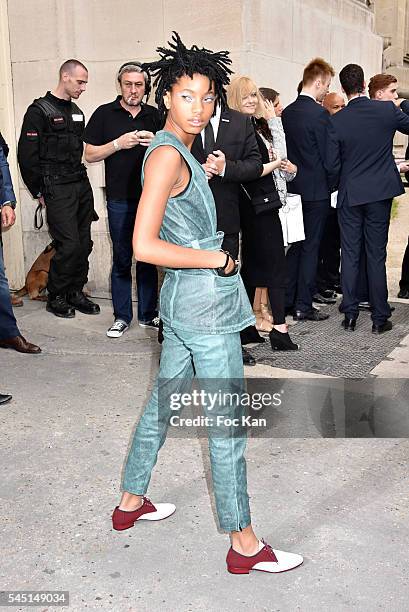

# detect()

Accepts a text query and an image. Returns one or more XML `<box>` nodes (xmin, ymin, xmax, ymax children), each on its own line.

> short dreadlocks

<box><xmin>142</xmin><ymin>32</ymin><xmax>232</xmax><ymax>124</ymax></box>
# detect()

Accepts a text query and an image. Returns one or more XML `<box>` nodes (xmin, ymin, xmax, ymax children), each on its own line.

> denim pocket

<box><xmin>160</xmin><ymin>270</ymin><xmax>253</xmax><ymax>333</ymax></box>
<box><xmin>213</xmin><ymin>272</ymin><xmax>240</xmax><ymax>292</ymax></box>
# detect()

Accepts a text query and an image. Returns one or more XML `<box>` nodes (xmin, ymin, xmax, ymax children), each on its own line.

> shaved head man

<box><xmin>323</xmin><ymin>92</ymin><xmax>345</xmax><ymax>115</ymax></box>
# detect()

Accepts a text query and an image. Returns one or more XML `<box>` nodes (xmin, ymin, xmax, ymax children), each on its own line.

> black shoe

<box><xmin>0</xmin><ymin>393</ymin><xmax>12</xmax><ymax>405</ymax></box>
<box><xmin>372</xmin><ymin>320</ymin><xmax>393</xmax><ymax>334</ymax></box>
<box><xmin>269</xmin><ymin>328</ymin><xmax>299</xmax><ymax>351</ymax></box>
<box><xmin>240</xmin><ymin>325</ymin><xmax>266</xmax><ymax>345</ymax></box>
<box><xmin>398</xmin><ymin>288</ymin><xmax>409</xmax><ymax>299</ymax></box>
<box><xmin>139</xmin><ymin>316</ymin><xmax>160</xmax><ymax>329</ymax></box>
<box><xmin>330</xmin><ymin>284</ymin><xmax>342</xmax><ymax>294</ymax></box>
<box><xmin>322</xmin><ymin>289</ymin><xmax>338</xmax><ymax>299</ymax></box>
<box><xmin>341</xmin><ymin>317</ymin><xmax>357</xmax><ymax>331</ymax></box>
<box><xmin>313</xmin><ymin>292</ymin><xmax>336</xmax><ymax>305</ymax></box>
<box><xmin>293</xmin><ymin>309</ymin><xmax>329</xmax><ymax>321</ymax></box>
<box><xmin>242</xmin><ymin>347</ymin><xmax>256</xmax><ymax>366</ymax></box>
<box><xmin>47</xmin><ymin>294</ymin><xmax>75</xmax><ymax>318</ymax></box>
<box><xmin>67</xmin><ymin>291</ymin><xmax>100</xmax><ymax>315</ymax></box>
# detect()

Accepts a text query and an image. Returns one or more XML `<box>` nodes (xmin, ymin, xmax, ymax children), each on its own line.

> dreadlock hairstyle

<box><xmin>142</xmin><ymin>32</ymin><xmax>233</xmax><ymax>125</ymax></box>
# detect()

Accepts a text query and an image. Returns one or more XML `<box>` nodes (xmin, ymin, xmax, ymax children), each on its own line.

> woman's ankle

<box><xmin>230</xmin><ymin>526</ymin><xmax>260</xmax><ymax>555</ymax></box>
<box><xmin>119</xmin><ymin>492</ymin><xmax>144</xmax><ymax>511</ymax></box>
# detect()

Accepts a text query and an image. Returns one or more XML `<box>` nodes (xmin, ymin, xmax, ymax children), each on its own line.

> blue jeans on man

<box><xmin>107</xmin><ymin>199</ymin><xmax>158</xmax><ymax>324</ymax></box>
<box><xmin>0</xmin><ymin>245</ymin><xmax>20</xmax><ymax>341</ymax></box>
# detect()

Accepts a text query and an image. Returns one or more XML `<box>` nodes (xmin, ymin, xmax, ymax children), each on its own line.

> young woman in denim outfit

<box><xmin>111</xmin><ymin>33</ymin><xmax>303</xmax><ymax>575</ymax></box>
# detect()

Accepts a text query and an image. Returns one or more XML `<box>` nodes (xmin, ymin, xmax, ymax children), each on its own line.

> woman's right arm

<box><xmin>133</xmin><ymin>146</ymin><xmax>232</xmax><ymax>271</ymax></box>
<box><xmin>268</xmin><ymin>117</ymin><xmax>287</xmax><ymax>160</ymax></box>
<box><xmin>260</xmin><ymin>157</ymin><xmax>281</xmax><ymax>177</ymax></box>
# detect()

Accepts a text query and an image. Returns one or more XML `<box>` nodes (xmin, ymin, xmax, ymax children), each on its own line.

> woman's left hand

<box><xmin>280</xmin><ymin>159</ymin><xmax>297</xmax><ymax>174</ymax></box>
<box><xmin>264</xmin><ymin>100</ymin><xmax>276</xmax><ymax>120</ymax></box>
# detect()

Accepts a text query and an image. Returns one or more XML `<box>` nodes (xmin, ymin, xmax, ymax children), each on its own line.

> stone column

<box><xmin>0</xmin><ymin>2</ymin><xmax>25</xmax><ymax>288</ymax></box>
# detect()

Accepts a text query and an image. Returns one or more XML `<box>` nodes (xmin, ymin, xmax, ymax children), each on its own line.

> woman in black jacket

<box><xmin>227</xmin><ymin>76</ymin><xmax>298</xmax><ymax>351</ymax></box>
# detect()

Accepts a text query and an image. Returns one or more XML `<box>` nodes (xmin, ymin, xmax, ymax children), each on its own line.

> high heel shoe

<box><xmin>269</xmin><ymin>328</ymin><xmax>299</xmax><ymax>351</ymax></box>
<box><xmin>260</xmin><ymin>303</ymin><xmax>273</xmax><ymax>323</ymax></box>
<box><xmin>240</xmin><ymin>325</ymin><xmax>266</xmax><ymax>345</ymax></box>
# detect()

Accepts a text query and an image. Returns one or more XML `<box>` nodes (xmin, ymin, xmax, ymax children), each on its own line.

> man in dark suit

<box><xmin>282</xmin><ymin>57</ymin><xmax>335</xmax><ymax>321</ymax></box>
<box><xmin>326</xmin><ymin>63</ymin><xmax>409</xmax><ymax>333</ymax></box>
<box><xmin>191</xmin><ymin>103</ymin><xmax>262</xmax><ymax>260</ymax></box>
<box><xmin>191</xmin><ymin>104</ymin><xmax>262</xmax><ymax>365</ymax></box>
<box><xmin>356</xmin><ymin>73</ymin><xmax>408</xmax><ymax>308</ymax></box>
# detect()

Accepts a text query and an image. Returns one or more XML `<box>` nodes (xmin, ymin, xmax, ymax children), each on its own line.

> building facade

<box><xmin>1</xmin><ymin>0</ymin><xmax>384</xmax><ymax>291</ymax></box>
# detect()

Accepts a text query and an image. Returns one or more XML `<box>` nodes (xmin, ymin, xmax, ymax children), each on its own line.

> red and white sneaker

<box><xmin>112</xmin><ymin>497</ymin><xmax>176</xmax><ymax>531</ymax></box>
<box><xmin>226</xmin><ymin>539</ymin><xmax>303</xmax><ymax>574</ymax></box>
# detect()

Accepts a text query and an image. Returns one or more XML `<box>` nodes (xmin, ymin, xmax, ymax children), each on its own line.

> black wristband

<box><xmin>219</xmin><ymin>250</ymin><xmax>231</xmax><ymax>271</ymax></box>
<box><xmin>216</xmin><ymin>250</ymin><xmax>238</xmax><ymax>277</ymax></box>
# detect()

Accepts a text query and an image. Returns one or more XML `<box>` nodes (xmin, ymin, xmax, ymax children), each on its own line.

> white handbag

<box><xmin>279</xmin><ymin>193</ymin><xmax>305</xmax><ymax>246</ymax></box>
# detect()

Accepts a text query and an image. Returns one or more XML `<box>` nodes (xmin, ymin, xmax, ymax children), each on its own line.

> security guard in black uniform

<box><xmin>18</xmin><ymin>58</ymin><xmax>100</xmax><ymax>318</ymax></box>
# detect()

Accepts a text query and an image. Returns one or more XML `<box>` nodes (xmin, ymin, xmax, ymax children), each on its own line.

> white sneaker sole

<box><xmin>138</xmin><ymin>503</ymin><xmax>176</xmax><ymax>521</ymax></box>
<box><xmin>106</xmin><ymin>324</ymin><xmax>129</xmax><ymax>338</ymax></box>
<box><xmin>106</xmin><ymin>331</ymin><xmax>127</xmax><ymax>338</ymax></box>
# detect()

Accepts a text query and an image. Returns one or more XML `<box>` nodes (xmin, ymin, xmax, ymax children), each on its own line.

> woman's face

<box><xmin>164</xmin><ymin>73</ymin><xmax>216</xmax><ymax>140</ymax></box>
<box><xmin>273</xmin><ymin>96</ymin><xmax>283</xmax><ymax>117</ymax></box>
<box><xmin>240</xmin><ymin>90</ymin><xmax>258</xmax><ymax>115</ymax></box>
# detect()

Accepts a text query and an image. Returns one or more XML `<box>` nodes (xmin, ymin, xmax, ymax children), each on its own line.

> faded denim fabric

<box><xmin>141</xmin><ymin>131</ymin><xmax>255</xmax><ymax>334</ymax></box>
<box><xmin>0</xmin><ymin>247</ymin><xmax>19</xmax><ymax>340</ymax></box>
<box><xmin>123</xmin><ymin>131</ymin><xmax>254</xmax><ymax>531</ymax></box>
<box><xmin>123</xmin><ymin>325</ymin><xmax>251</xmax><ymax>532</ymax></box>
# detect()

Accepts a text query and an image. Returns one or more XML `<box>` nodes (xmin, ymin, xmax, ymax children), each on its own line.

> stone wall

<box><xmin>4</xmin><ymin>0</ymin><xmax>383</xmax><ymax>292</ymax></box>
<box><xmin>375</xmin><ymin>0</ymin><xmax>409</xmax><ymax>155</ymax></box>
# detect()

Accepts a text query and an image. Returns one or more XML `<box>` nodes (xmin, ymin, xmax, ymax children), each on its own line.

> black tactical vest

<box><xmin>33</xmin><ymin>96</ymin><xmax>85</xmax><ymax>178</ymax></box>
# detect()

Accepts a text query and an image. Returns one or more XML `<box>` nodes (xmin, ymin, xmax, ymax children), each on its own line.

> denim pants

<box><xmin>0</xmin><ymin>245</ymin><xmax>19</xmax><ymax>340</ymax></box>
<box><xmin>123</xmin><ymin>326</ymin><xmax>251</xmax><ymax>532</ymax></box>
<box><xmin>107</xmin><ymin>199</ymin><xmax>158</xmax><ymax>324</ymax></box>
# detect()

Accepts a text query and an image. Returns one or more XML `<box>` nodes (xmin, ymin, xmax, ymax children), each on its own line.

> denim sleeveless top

<box><xmin>141</xmin><ymin>130</ymin><xmax>255</xmax><ymax>334</ymax></box>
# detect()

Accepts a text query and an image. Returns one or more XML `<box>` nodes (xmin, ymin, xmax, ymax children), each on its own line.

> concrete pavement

<box><xmin>1</xmin><ymin>298</ymin><xmax>408</xmax><ymax>612</ymax></box>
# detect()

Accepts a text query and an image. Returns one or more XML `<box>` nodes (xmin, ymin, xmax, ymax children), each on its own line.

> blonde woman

<box><xmin>227</xmin><ymin>76</ymin><xmax>298</xmax><ymax>351</ymax></box>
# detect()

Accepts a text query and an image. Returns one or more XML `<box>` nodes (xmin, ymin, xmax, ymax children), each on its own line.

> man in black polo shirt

<box><xmin>84</xmin><ymin>62</ymin><xmax>160</xmax><ymax>337</ymax></box>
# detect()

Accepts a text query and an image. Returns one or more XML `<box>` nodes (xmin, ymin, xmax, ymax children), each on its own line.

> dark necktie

<box><xmin>204</xmin><ymin>122</ymin><xmax>216</xmax><ymax>156</ymax></box>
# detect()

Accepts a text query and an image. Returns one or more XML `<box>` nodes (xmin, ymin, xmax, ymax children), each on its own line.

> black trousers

<box><xmin>285</xmin><ymin>199</ymin><xmax>329</xmax><ymax>312</ymax></box>
<box><xmin>399</xmin><ymin>238</ymin><xmax>409</xmax><ymax>290</ymax></box>
<box><xmin>45</xmin><ymin>177</ymin><xmax>94</xmax><ymax>295</ymax></box>
<box><xmin>316</xmin><ymin>208</ymin><xmax>341</xmax><ymax>291</ymax></box>
<box><xmin>356</xmin><ymin>243</ymin><xmax>369</xmax><ymax>302</ymax></box>
<box><xmin>338</xmin><ymin>199</ymin><xmax>392</xmax><ymax>325</ymax></box>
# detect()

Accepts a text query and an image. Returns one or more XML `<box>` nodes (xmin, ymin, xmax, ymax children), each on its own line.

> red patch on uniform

<box><xmin>26</xmin><ymin>131</ymin><xmax>38</xmax><ymax>137</ymax></box>
<box><xmin>53</xmin><ymin>117</ymin><xmax>65</xmax><ymax>123</ymax></box>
